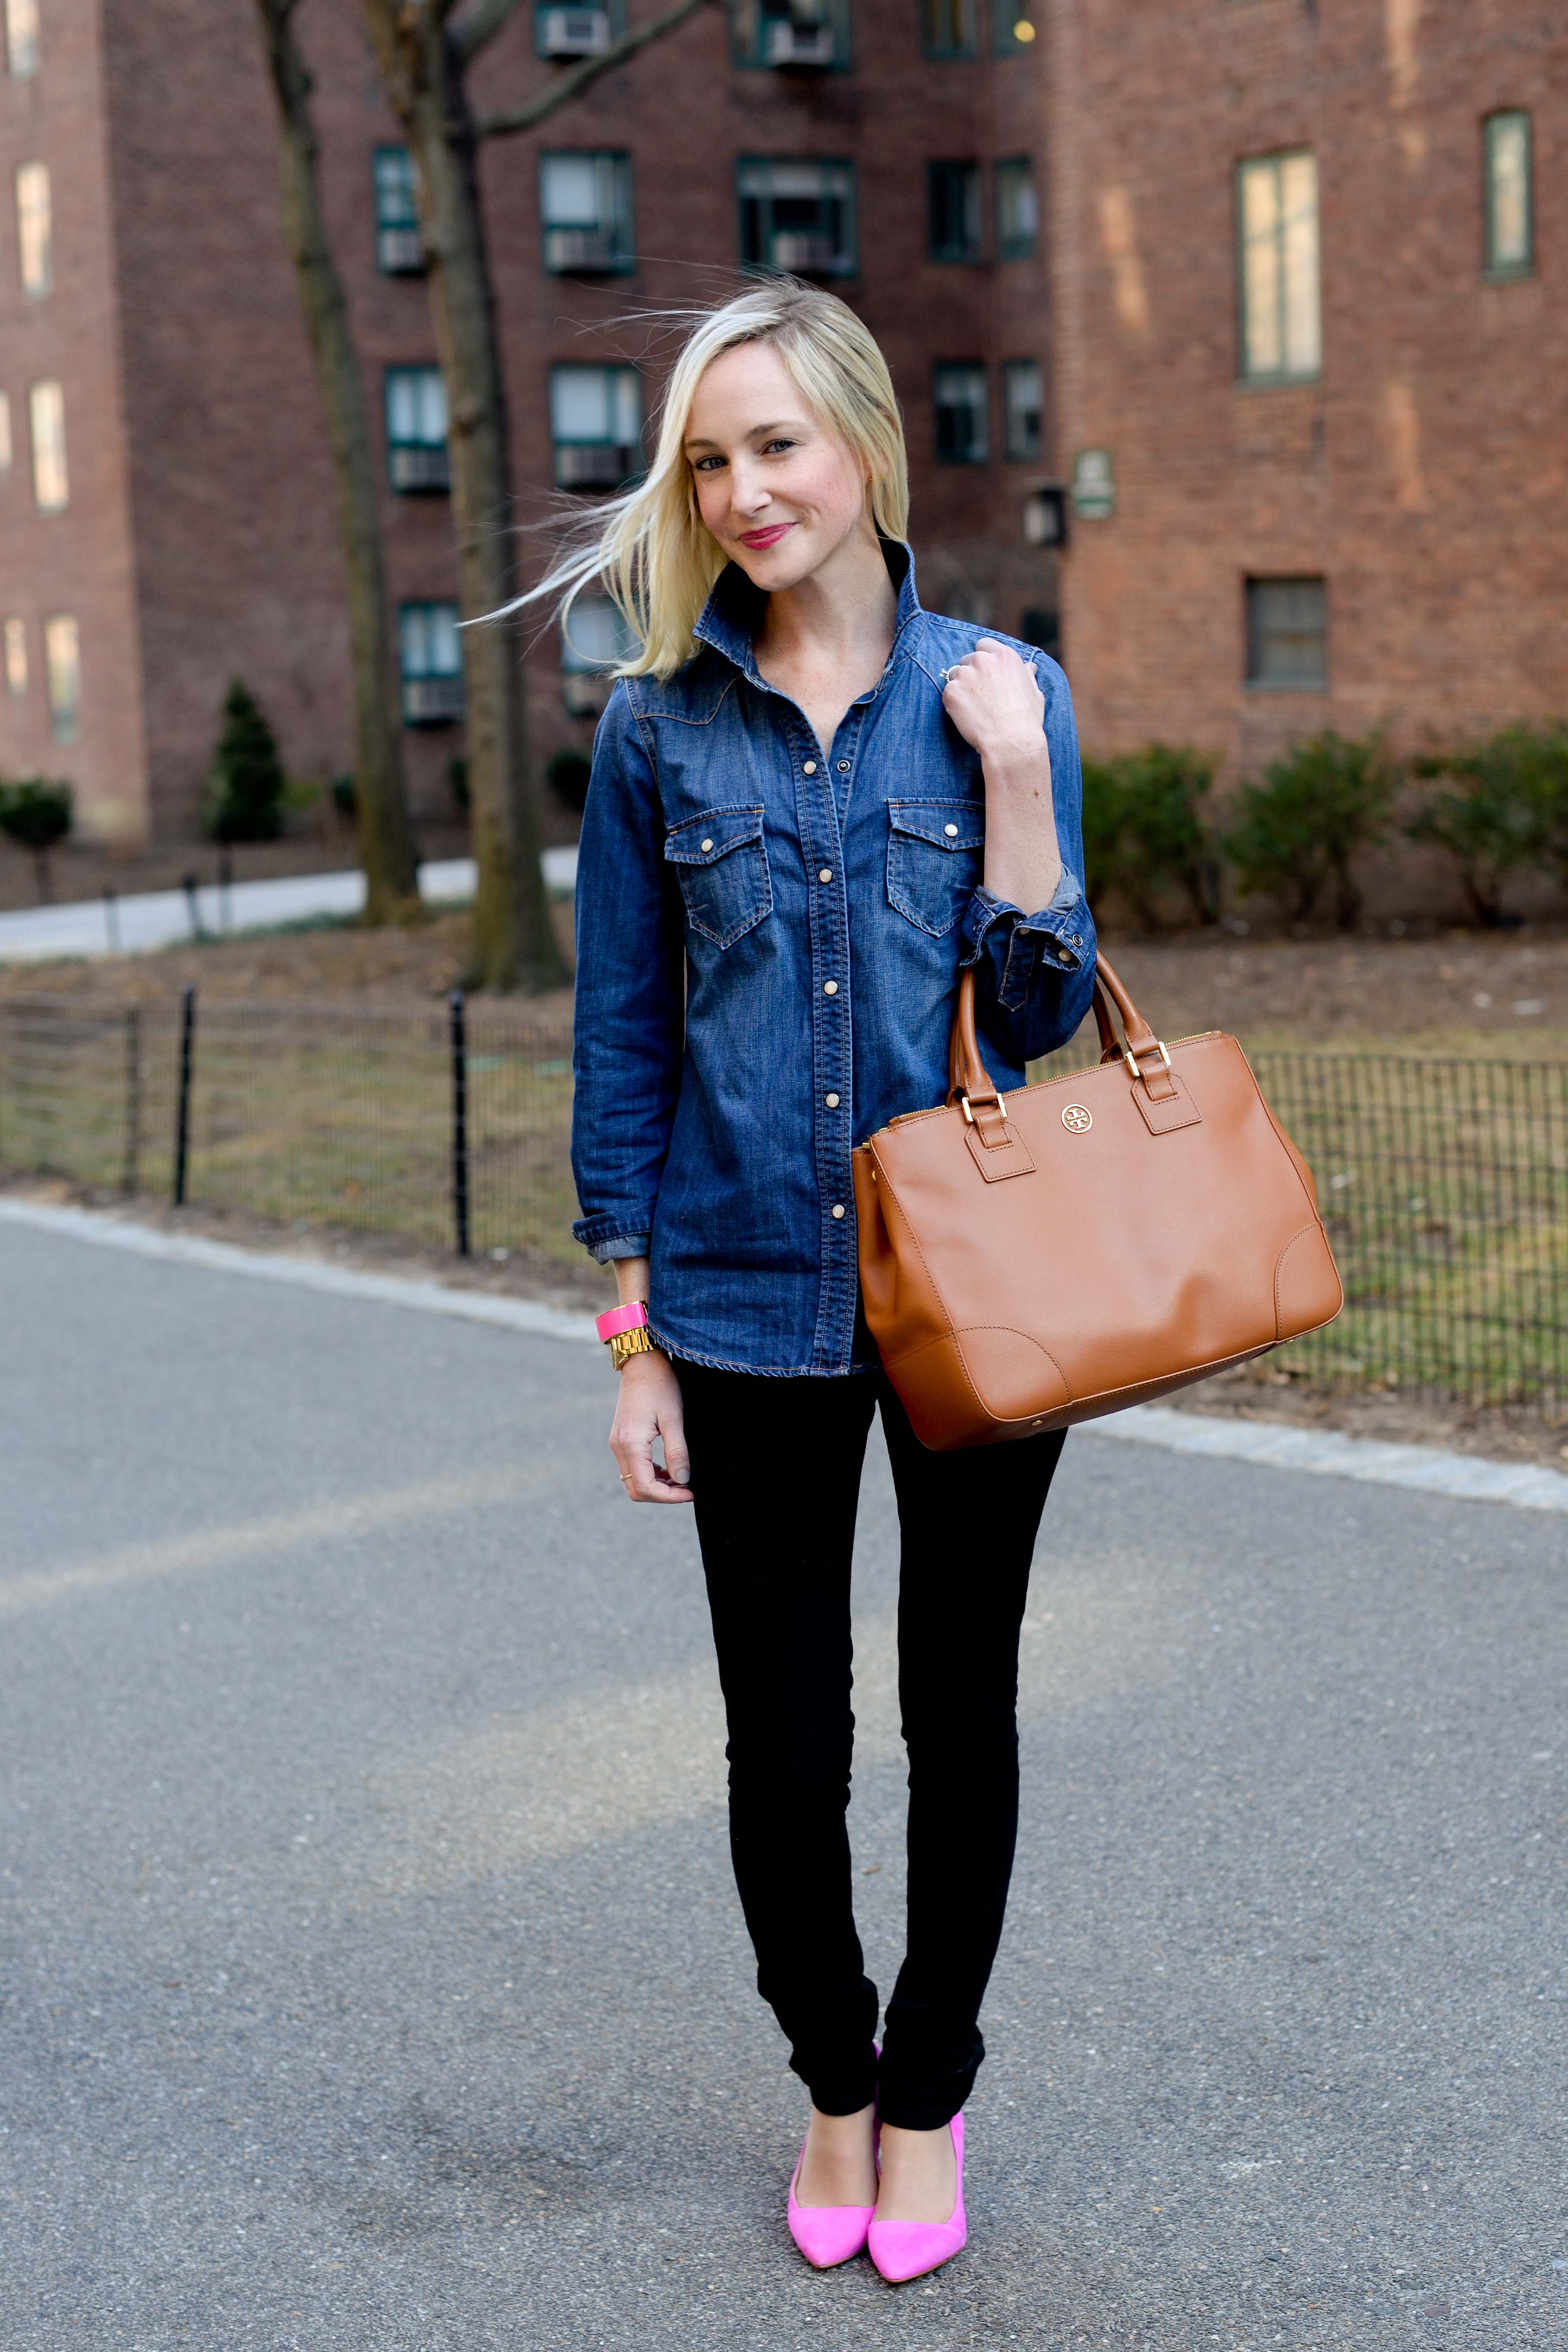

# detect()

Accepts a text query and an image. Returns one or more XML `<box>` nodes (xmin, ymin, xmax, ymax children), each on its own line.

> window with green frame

<box><xmin>384</xmin><ymin>366</ymin><xmax>450</xmax><ymax>493</ymax></box>
<box><xmin>539</xmin><ymin>152</ymin><xmax>634</xmax><ymax>274</ymax></box>
<box><xmin>1236</xmin><ymin>150</ymin><xmax>1320</xmax><ymax>384</ymax></box>
<box><xmin>1245</xmin><ymin>577</ymin><xmax>1326</xmax><ymax>690</ymax></box>
<box><xmin>993</xmin><ymin>1</ymin><xmax>1036</xmax><ymax>54</ymax></box>
<box><xmin>933</xmin><ymin>363</ymin><xmax>988</xmax><ymax>463</ymax></box>
<box><xmin>737</xmin><ymin>157</ymin><xmax>857</xmax><ymax>277</ymax></box>
<box><xmin>995</xmin><ymin>158</ymin><xmax>1037</xmax><ymax>259</ymax></box>
<box><xmin>1002</xmin><ymin>360</ymin><xmax>1042</xmax><ymax>461</ymax></box>
<box><xmin>1483</xmin><ymin>111</ymin><xmax>1532</xmax><ymax>277</ymax></box>
<box><xmin>922</xmin><ymin>0</ymin><xmax>975</xmax><ymax>61</ymax></box>
<box><xmin>535</xmin><ymin>0</ymin><xmax>623</xmax><ymax>59</ymax></box>
<box><xmin>399</xmin><ymin>603</ymin><xmax>464</xmax><ymax>726</ymax></box>
<box><xmin>549</xmin><ymin>364</ymin><xmax>642</xmax><ymax>489</ymax></box>
<box><xmin>731</xmin><ymin>0</ymin><xmax>848</xmax><ymax>71</ymax></box>
<box><xmin>928</xmin><ymin>161</ymin><xmax>982</xmax><ymax>262</ymax></box>
<box><xmin>374</xmin><ymin>147</ymin><xmax>423</xmax><ymax>275</ymax></box>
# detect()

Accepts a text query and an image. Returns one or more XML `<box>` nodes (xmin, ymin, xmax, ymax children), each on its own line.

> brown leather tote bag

<box><xmin>851</xmin><ymin>955</ymin><xmax>1342</xmax><ymax>1451</ymax></box>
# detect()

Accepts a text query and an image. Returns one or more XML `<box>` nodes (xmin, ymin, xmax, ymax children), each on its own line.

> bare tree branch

<box><xmin>476</xmin><ymin>0</ymin><xmax>712</xmax><ymax>138</ymax></box>
<box><xmin>452</xmin><ymin>0</ymin><xmax>524</xmax><ymax>63</ymax></box>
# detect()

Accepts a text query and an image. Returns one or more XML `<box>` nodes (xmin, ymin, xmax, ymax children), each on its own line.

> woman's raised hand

<box><xmin>940</xmin><ymin>638</ymin><xmax>1046</xmax><ymax>761</ymax></box>
<box><xmin>610</xmin><ymin>1349</ymin><xmax>694</xmax><ymax>1504</ymax></box>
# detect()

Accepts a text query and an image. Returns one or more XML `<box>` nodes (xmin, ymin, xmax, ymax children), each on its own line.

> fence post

<box><xmin>173</xmin><ymin>985</ymin><xmax>196</xmax><ymax>1207</ymax></box>
<box><xmin>182</xmin><ymin>871</ymin><xmax>203</xmax><ymax>941</ymax></box>
<box><xmin>444</xmin><ymin>988</ymin><xmax>470</xmax><ymax>1260</ymax></box>
<box><xmin>122</xmin><ymin>1003</ymin><xmax>141</xmax><ymax>1196</ymax></box>
<box><xmin>103</xmin><ymin>887</ymin><xmax>120</xmax><ymax>954</ymax></box>
<box><xmin>449</xmin><ymin>989</ymin><xmax>470</xmax><ymax>1257</ymax></box>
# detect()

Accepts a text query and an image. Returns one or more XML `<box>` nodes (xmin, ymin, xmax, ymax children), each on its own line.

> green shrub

<box><xmin>1117</xmin><ymin>743</ymin><xmax>1219</xmax><ymax>927</ymax></box>
<box><xmin>546</xmin><ymin>746</ymin><xmax>592</xmax><ymax>814</ymax></box>
<box><xmin>1225</xmin><ymin>731</ymin><xmax>1398</xmax><ymax>931</ymax></box>
<box><xmin>0</xmin><ymin>775</ymin><xmax>73</xmax><ymax>902</ymax></box>
<box><xmin>205</xmin><ymin>679</ymin><xmax>285</xmax><ymax>842</ymax></box>
<box><xmin>1079</xmin><ymin>744</ymin><xmax>1218</xmax><ymax>928</ymax></box>
<box><xmin>1406</xmin><ymin>723</ymin><xmax>1568</xmax><ymax>926</ymax></box>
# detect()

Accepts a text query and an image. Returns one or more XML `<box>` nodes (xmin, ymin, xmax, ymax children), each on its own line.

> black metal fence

<box><xmin>2</xmin><ymin>990</ymin><xmax>1565</xmax><ymax>1408</ymax></box>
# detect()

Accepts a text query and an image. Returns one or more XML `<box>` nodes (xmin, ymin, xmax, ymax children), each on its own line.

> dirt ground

<box><xmin>4</xmin><ymin>898</ymin><xmax>1568</xmax><ymax>1057</ymax></box>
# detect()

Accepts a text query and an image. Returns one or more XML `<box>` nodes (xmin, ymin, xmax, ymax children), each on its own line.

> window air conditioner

<box><xmin>544</xmin><ymin>227</ymin><xmax>617</xmax><ymax>272</ymax></box>
<box><xmin>764</xmin><ymin>19</ymin><xmax>835</xmax><ymax>63</ymax></box>
<box><xmin>539</xmin><ymin>6</ymin><xmax>612</xmax><ymax>56</ymax></box>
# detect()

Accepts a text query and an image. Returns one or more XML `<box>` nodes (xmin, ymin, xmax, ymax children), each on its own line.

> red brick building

<box><xmin>0</xmin><ymin>0</ymin><xmax>1058</xmax><ymax>845</ymax></box>
<box><xmin>1048</xmin><ymin>0</ymin><xmax>1568</xmax><ymax>778</ymax></box>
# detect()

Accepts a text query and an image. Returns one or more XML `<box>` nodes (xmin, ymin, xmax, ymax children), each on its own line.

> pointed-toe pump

<box><xmin>786</xmin><ymin>2122</ymin><xmax>880</xmax><ymax>2269</ymax></box>
<box><xmin>867</xmin><ymin>2110</ymin><xmax>967</xmax><ymax>2284</ymax></box>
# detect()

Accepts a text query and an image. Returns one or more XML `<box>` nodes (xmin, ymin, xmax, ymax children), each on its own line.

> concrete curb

<box><xmin>6</xmin><ymin>1196</ymin><xmax>1566</xmax><ymax>1514</ymax></box>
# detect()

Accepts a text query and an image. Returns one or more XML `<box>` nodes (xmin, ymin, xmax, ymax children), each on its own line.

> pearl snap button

<box><xmin>825</xmin><ymin>1092</ymin><xmax>840</xmax><ymax>1107</ymax></box>
<box><xmin>700</xmin><ymin>838</ymin><xmax>713</xmax><ymax>852</ymax></box>
<box><xmin>823</xmin><ymin>980</ymin><xmax>838</xmax><ymax>995</ymax></box>
<box><xmin>803</xmin><ymin>759</ymin><xmax>817</xmax><ymax>774</ymax></box>
<box><xmin>831</xmin><ymin>1203</ymin><xmax>846</xmax><ymax>1219</ymax></box>
<box><xmin>818</xmin><ymin>868</ymin><xmax>833</xmax><ymax>883</ymax></box>
<box><xmin>944</xmin><ymin>823</ymin><xmax>959</xmax><ymax>837</ymax></box>
<box><xmin>837</xmin><ymin>759</ymin><xmax>850</xmax><ymax>771</ymax></box>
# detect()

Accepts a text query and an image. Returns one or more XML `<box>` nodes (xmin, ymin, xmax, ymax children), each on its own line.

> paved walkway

<box><xmin>0</xmin><ymin>847</ymin><xmax>579</xmax><ymax>963</ymax></box>
<box><xmin>4</xmin><ymin>1219</ymin><xmax>1565</xmax><ymax>2348</ymax></box>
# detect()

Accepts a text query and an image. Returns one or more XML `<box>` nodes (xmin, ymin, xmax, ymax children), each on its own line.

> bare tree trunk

<box><xmin>361</xmin><ymin>0</ymin><xmax>563</xmax><ymax>992</ymax></box>
<box><xmin>254</xmin><ymin>0</ymin><xmax>421</xmax><ymax>927</ymax></box>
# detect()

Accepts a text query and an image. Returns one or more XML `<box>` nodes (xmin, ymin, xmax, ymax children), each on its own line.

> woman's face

<box><xmin>683</xmin><ymin>340</ymin><xmax>874</xmax><ymax>592</ymax></box>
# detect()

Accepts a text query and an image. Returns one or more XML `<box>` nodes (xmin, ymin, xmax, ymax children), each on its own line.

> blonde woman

<box><xmin>551</xmin><ymin>284</ymin><xmax>1093</xmax><ymax>2282</ymax></box>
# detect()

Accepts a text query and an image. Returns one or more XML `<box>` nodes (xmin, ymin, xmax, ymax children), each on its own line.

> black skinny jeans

<box><xmin>677</xmin><ymin>1360</ymin><xmax>1065</xmax><ymax>2133</ymax></box>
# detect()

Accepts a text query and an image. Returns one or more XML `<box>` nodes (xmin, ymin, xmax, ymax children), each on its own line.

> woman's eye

<box><xmin>762</xmin><ymin>438</ymin><xmax>796</xmax><ymax>455</ymax></box>
<box><xmin>692</xmin><ymin>455</ymin><xmax>725</xmax><ymax>473</ymax></box>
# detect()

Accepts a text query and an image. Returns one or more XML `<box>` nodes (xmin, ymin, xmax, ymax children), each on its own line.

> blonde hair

<box><xmin>518</xmin><ymin>281</ymin><xmax>909</xmax><ymax>681</ymax></box>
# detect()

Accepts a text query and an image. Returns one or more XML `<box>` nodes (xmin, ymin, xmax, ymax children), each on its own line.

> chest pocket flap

<box><xmin>886</xmin><ymin>798</ymin><xmax>986</xmax><ymax>936</ymax></box>
<box><xmin>665</xmin><ymin>804</ymin><xmax>772</xmax><ymax>948</ymax></box>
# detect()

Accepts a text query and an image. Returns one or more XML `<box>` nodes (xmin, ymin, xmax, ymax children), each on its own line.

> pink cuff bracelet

<box><xmin>595</xmin><ymin>1299</ymin><xmax>649</xmax><ymax>1343</ymax></box>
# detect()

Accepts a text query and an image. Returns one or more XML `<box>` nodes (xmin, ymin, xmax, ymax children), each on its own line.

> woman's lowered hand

<box><xmin>610</xmin><ymin>1347</ymin><xmax>694</xmax><ymax>1504</ymax></box>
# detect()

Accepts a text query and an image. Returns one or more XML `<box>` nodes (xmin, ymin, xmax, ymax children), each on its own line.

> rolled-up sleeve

<box><xmin>570</xmin><ymin>686</ymin><xmax>685</xmax><ymax>1263</ymax></box>
<box><xmin>958</xmin><ymin>656</ymin><xmax>1097</xmax><ymax>1064</ymax></box>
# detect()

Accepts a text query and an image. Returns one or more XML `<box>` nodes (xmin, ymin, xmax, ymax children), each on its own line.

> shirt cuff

<box><xmin>573</xmin><ymin>1214</ymin><xmax>653</xmax><ymax>1264</ymax></box>
<box><xmin>959</xmin><ymin>874</ymin><xmax>1089</xmax><ymax>1010</ymax></box>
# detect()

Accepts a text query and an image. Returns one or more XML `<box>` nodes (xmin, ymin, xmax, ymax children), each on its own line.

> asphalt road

<box><xmin>2</xmin><ymin>1225</ymin><xmax>1564</xmax><ymax>2351</ymax></box>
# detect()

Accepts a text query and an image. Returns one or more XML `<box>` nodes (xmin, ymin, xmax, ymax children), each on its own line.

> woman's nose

<box><xmin>728</xmin><ymin>460</ymin><xmax>770</xmax><ymax>515</ymax></box>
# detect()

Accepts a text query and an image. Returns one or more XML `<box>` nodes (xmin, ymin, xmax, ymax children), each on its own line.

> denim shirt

<box><xmin>570</xmin><ymin>544</ymin><xmax>1096</xmax><ymax>1375</ymax></box>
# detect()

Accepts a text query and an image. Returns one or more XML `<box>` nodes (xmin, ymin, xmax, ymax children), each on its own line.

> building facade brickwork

<box><xmin>0</xmin><ymin>0</ymin><xmax>1058</xmax><ymax>844</ymax></box>
<box><xmin>1048</xmin><ymin>0</ymin><xmax>1568</xmax><ymax>780</ymax></box>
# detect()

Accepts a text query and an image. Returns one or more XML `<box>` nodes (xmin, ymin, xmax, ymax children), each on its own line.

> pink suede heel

<box><xmin>787</xmin><ymin>2050</ymin><xmax>881</xmax><ymax>2270</ymax></box>
<box><xmin>786</xmin><ymin>2125</ymin><xmax>879</xmax><ymax>2268</ymax></box>
<box><xmin>867</xmin><ymin>2109</ymin><xmax>967</xmax><ymax>2284</ymax></box>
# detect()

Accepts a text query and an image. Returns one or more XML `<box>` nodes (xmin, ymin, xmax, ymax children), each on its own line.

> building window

<box><xmin>44</xmin><ymin>614</ymin><xmax>79</xmax><ymax>741</ymax></box>
<box><xmin>16</xmin><ymin>163</ymin><xmax>50</xmax><ymax>296</ymax></box>
<box><xmin>732</xmin><ymin>0</ymin><xmax>847</xmax><ymax>70</ymax></box>
<box><xmin>928</xmin><ymin>161</ymin><xmax>982</xmax><ymax>262</ymax></box>
<box><xmin>29</xmin><ymin>379</ymin><xmax>68</xmax><ymax>511</ymax></box>
<box><xmin>384</xmin><ymin>367</ymin><xmax>449</xmax><ymax>493</ymax></box>
<box><xmin>1002</xmin><ymin>360</ymin><xmax>1042</xmax><ymax>462</ymax></box>
<box><xmin>399</xmin><ymin>602</ymin><xmax>464</xmax><ymax>726</ymax></box>
<box><xmin>994</xmin><ymin>2</ymin><xmax>1035</xmax><ymax>54</ymax></box>
<box><xmin>922</xmin><ymin>0</ymin><xmax>975</xmax><ymax>60</ymax></box>
<box><xmin>4</xmin><ymin>0</ymin><xmax>40</xmax><ymax>76</ymax></box>
<box><xmin>4</xmin><ymin>617</ymin><xmax>26</xmax><ymax>698</ymax></box>
<box><xmin>1020</xmin><ymin>605</ymin><xmax>1059</xmax><ymax>658</ymax></box>
<box><xmin>1237</xmin><ymin>151</ymin><xmax>1320</xmax><ymax>384</ymax></box>
<box><xmin>374</xmin><ymin>147</ymin><xmax>424</xmax><ymax>275</ymax></box>
<box><xmin>738</xmin><ymin>157</ymin><xmax>857</xmax><ymax>277</ymax></box>
<box><xmin>561</xmin><ymin>592</ymin><xmax>634</xmax><ymax>716</ymax></box>
<box><xmin>0</xmin><ymin>390</ymin><xmax>11</xmax><ymax>475</ymax></box>
<box><xmin>933</xmin><ymin>363</ymin><xmax>988</xmax><ymax>463</ymax></box>
<box><xmin>535</xmin><ymin>0</ymin><xmax>623</xmax><ymax>59</ymax></box>
<box><xmin>1483</xmin><ymin>111</ymin><xmax>1532</xmax><ymax>277</ymax></box>
<box><xmin>539</xmin><ymin>152</ymin><xmax>634</xmax><ymax>274</ymax></box>
<box><xmin>549</xmin><ymin>364</ymin><xmax>642</xmax><ymax>490</ymax></box>
<box><xmin>995</xmin><ymin>158</ymin><xmax>1037</xmax><ymax>260</ymax></box>
<box><xmin>1245</xmin><ymin>577</ymin><xmax>1327</xmax><ymax>690</ymax></box>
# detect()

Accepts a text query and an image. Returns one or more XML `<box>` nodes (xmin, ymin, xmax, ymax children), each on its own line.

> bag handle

<box><xmin>948</xmin><ymin>951</ymin><xmax>1178</xmax><ymax>1128</ymax></box>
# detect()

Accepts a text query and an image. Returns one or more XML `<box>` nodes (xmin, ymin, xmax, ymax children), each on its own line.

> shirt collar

<box><xmin>692</xmin><ymin>538</ymin><xmax>925</xmax><ymax>680</ymax></box>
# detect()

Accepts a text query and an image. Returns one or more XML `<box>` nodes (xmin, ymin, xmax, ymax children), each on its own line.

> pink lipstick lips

<box><xmin>738</xmin><ymin>523</ymin><xmax>793</xmax><ymax>548</ymax></box>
